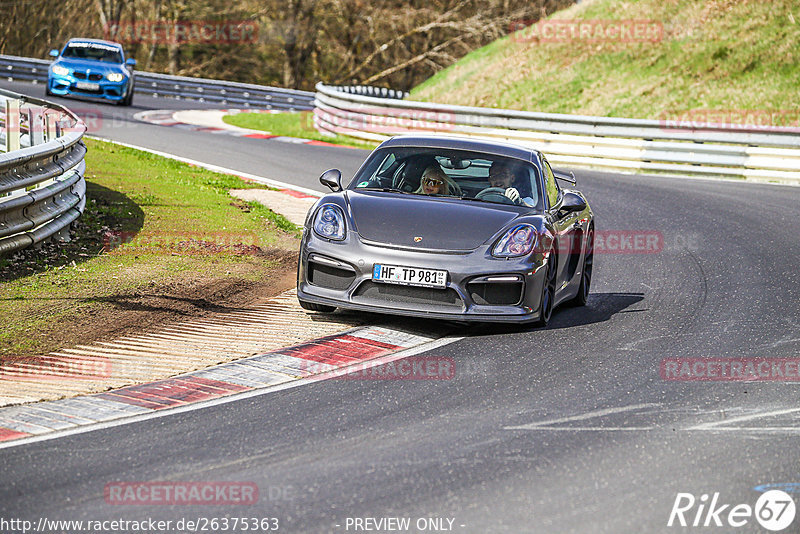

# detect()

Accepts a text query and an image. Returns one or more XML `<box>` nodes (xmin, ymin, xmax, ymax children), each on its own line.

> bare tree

<box><xmin>95</xmin><ymin>0</ymin><xmax>132</xmax><ymax>39</ymax></box>
<box><xmin>0</xmin><ymin>0</ymin><xmax>573</xmax><ymax>90</ymax></box>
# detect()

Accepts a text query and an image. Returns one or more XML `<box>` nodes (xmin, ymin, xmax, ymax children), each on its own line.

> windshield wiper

<box><xmin>459</xmin><ymin>196</ymin><xmax>498</xmax><ymax>204</ymax></box>
<box><xmin>357</xmin><ymin>187</ymin><xmax>414</xmax><ymax>194</ymax></box>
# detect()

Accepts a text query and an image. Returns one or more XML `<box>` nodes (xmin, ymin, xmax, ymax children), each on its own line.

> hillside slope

<box><xmin>411</xmin><ymin>0</ymin><xmax>800</xmax><ymax>120</ymax></box>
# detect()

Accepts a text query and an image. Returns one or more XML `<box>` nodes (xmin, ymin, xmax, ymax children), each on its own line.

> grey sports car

<box><xmin>297</xmin><ymin>136</ymin><xmax>594</xmax><ymax>326</ymax></box>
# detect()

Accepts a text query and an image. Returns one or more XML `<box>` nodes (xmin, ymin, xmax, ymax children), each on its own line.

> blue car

<box><xmin>47</xmin><ymin>38</ymin><xmax>136</xmax><ymax>106</ymax></box>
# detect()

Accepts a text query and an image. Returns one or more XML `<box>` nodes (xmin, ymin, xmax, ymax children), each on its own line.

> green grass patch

<box><xmin>0</xmin><ymin>138</ymin><xmax>299</xmax><ymax>358</ymax></box>
<box><xmin>411</xmin><ymin>0</ymin><xmax>800</xmax><ymax>120</ymax></box>
<box><xmin>223</xmin><ymin>111</ymin><xmax>378</xmax><ymax>150</ymax></box>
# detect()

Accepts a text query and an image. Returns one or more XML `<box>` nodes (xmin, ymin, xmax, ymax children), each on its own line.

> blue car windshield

<box><xmin>62</xmin><ymin>43</ymin><xmax>123</xmax><ymax>63</ymax></box>
<box><xmin>348</xmin><ymin>147</ymin><xmax>543</xmax><ymax>210</ymax></box>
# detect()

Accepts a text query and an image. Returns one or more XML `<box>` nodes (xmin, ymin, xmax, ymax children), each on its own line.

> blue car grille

<box><xmin>73</xmin><ymin>72</ymin><xmax>103</xmax><ymax>81</ymax></box>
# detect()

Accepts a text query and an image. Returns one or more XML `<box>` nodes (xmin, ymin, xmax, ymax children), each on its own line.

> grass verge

<box><xmin>0</xmin><ymin>138</ymin><xmax>301</xmax><ymax>359</ymax></box>
<box><xmin>411</xmin><ymin>0</ymin><xmax>800</xmax><ymax>120</ymax></box>
<box><xmin>223</xmin><ymin>111</ymin><xmax>378</xmax><ymax>150</ymax></box>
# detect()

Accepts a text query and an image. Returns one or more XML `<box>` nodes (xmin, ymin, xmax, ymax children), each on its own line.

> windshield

<box><xmin>348</xmin><ymin>147</ymin><xmax>542</xmax><ymax>209</ymax></box>
<box><xmin>62</xmin><ymin>42</ymin><xmax>123</xmax><ymax>63</ymax></box>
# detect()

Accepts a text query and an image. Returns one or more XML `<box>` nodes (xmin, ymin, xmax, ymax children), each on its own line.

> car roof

<box><xmin>66</xmin><ymin>38</ymin><xmax>123</xmax><ymax>50</ymax></box>
<box><xmin>378</xmin><ymin>135</ymin><xmax>541</xmax><ymax>163</ymax></box>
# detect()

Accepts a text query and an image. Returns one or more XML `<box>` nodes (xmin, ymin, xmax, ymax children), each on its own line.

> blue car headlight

<box><xmin>51</xmin><ymin>65</ymin><xmax>69</xmax><ymax>76</ymax></box>
<box><xmin>492</xmin><ymin>224</ymin><xmax>537</xmax><ymax>258</ymax></box>
<box><xmin>313</xmin><ymin>204</ymin><xmax>346</xmax><ymax>241</ymax></box>
<box><xmin>107</xmin><ymin>72</ymin><xmax>125</xmax><ymax>82</ymax></box>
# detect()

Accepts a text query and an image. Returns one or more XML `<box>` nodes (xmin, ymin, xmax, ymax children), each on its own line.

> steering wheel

<box><xmin>391</xmin><ymin>171</ymin><xmax>407</xmax><ymax>192</ymax></box>
<box><xmin>475</xmin><ymin>187</ymin><xmax>517</xmax><ymax>205</ymax></box>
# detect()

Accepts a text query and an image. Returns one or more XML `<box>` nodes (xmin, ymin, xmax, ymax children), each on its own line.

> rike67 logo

<box><xmin>668</xmin><ymin>490</ymin><xmax>796</xmax><ymax>531</ymax></box>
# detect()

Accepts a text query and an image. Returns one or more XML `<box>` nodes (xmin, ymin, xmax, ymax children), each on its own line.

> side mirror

<box><xmin>125</xmin><ymin>58</ymin><xmax>137</xmax><ymax>67</ymax></box>
<box><xmin>559</xmin><ymin>191</ymin><xmax>587</xmax><ymax>214</ymax></box>
<box><xmin>319</xmin><ymin>169</ymin><xmax>342</xmax><ymax>192</ymax></box>
<box><xmin>49</xmin><ymin>49</ymin><xmax>59</xmax><ymax>58</ymax></box>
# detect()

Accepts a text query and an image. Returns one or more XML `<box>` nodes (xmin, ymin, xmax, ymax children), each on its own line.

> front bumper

<box><xmin>297</xmin><ymin>230</ymin><xmax>549</xmax><ymax>324</ymax></box>
<box><xmin>48</xmin><ymin>74</ymin><xmax>129</xmax><ymax>102</ymax></box>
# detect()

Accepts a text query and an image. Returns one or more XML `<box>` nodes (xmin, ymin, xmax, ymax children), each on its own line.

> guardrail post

<box><xmin>27</xmin><ymin>108</ymin><xmax>44</xmax><ymax>145</ymax></box>
<box><xmin>45</xmin><ymin>111</ymin><xmax>58</xmax><ymax>142</ymax></box>
<box><xmin>4</xmin><ymin>98</ymin><xmax>20</xmax><ymax>152</ymax></box>
<box><xmin>52</xmin><ymin>227</ymin><xmax>72</xmax><ymax>243</ymax></box>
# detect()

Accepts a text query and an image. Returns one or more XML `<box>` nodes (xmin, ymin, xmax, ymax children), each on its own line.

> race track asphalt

<box><xmin>2</xmin><ymin>79</ymin><xmax>799</xmax><ymax>533</ymax></box>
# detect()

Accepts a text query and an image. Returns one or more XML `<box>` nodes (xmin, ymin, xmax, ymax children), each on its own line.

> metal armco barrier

<box><xmin>334</xmin><ymin>85</ymin><xmax>408</xmax><ymax>100</ymax></box>
<box><xmin>313</xmin><ymin>83</ymin><xmax>800</xmax><ymax>183</ymax></box>
<box><xmin>0</xmin><ymin>87</ymin><xmax>87</xmax><ymax>255</ymax></box>
<box><xmin>0</xmin><ymin>54</ymin><xmax>314</xmax><ymax>111</ymax></box>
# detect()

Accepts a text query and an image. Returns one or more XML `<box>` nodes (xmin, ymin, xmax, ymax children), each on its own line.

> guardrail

<box><xmin>313</xmin><ymin>83</ymin><xmax>800</xmax><ymax>183</ymax></box>
<box><xmin>0</xmin><ymin>87</ymin><xmax>87</xmax><ymax>255</ymax></box>
<box><xmin>0</xmin><ymin>54</ymin><xmax>314</xmax><ymax>111</ymax></box>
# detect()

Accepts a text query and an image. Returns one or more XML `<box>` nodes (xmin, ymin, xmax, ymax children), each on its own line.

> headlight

<box><xmin>492</xmin><ymin>224</ymin><xmax>537</xmax><ymax>258</ymax></box>
<box><xmin>313</xmin><ymin>204</ymin><xmax>346</xmax><ymax>241</ymax></box>
<box><xmin>107</xmin><ymin>72</ymin><xmax>125</xmax><ymax>82</ymax></box>
<box><xmin>51</xmin><ymin>65</ymin><xmax>69</xmax><ymax>76</ymax></box>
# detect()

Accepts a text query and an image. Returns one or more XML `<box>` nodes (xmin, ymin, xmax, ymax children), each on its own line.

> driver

<box><xmin>486</xmin><ymin>162</ymin><xmax>535</xmax><ymax>207</ymax></box>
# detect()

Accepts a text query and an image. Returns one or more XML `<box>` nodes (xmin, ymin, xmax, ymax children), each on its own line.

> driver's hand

<box><xmin>504</xmin><ymin>188</ymin><xmax>520</xmax><ymax>202</ymax></box>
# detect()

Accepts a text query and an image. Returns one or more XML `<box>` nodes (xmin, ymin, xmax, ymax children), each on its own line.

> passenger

<box><xmin>415</xmin><ymin>165</ymin><xmax>461</xmax><ymax>196</ymax></box>
<box><xmin>486</xmin><ymin>161</ymin><xmax>535</xmax><ymax>206</ymax></box>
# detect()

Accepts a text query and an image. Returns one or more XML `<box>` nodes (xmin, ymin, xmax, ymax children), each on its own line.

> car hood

<box><xmin>346</xmin><ymin>191</ymin><xmax>521</xmax><ymax>251</ymax></box>
<box><xmin>55</xmin><ymin>58</ymin><xmax>124</xmax><ymax>74</ymax></box>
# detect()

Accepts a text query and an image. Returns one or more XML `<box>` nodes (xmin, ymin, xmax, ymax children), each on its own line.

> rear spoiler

<box><xmin>553</xmin><ymin>169</ymin><xmax>576</xmax><ymax>186</ymax></box>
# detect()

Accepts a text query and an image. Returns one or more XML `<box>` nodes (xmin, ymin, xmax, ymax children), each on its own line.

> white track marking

<box><xmin>505</xmin><ymin>404</ymin><xmax>661</xmax><ymax>431</ymax></box>
<box><xmin>688</xmin><ymin>407</ymin><xmax>800</xmax><ymax>432</ymax></box>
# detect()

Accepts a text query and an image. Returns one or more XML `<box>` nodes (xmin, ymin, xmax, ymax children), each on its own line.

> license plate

<box><xmin>75</xmin><ymin>82</ymin><xmax>100</xmax><ymax>91</ymax></box>
<box><xmin>372</xmin><ymin>264</ymin><xmax>447</xmax><ymax>288</ymax></box>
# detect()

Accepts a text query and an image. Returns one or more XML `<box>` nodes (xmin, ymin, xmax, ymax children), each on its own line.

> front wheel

<box><xmin>119</xmin><ymin>83</ymin><xmax>134</xmax><ymax>106</ymax></box>
<box><xmin>299</xmin><ymin>299</ymin><xmax>336</xmax><ymax>313</ymax></box>
<box><xmin>534</xmin><ymin>253</ymin><xmax>557</xmax><ymax>327</ymax></box>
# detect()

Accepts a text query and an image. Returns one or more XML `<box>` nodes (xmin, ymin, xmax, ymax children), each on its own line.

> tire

<box><xmin>568</xmin><ymin>227</ymin><xmax>594</xmax><ymax>307</ymax></box>
<box><xmin>534</xmin><ymin>253</ymin><xmax>557</xmax><ymax>327</ymax></box>
<box><xmin>299</xmin><ymin>299</ymin><xmax>336</xmax><ymax>313</ymax></box>
<box><xmin>119</xmin><ymin>83</ymin><xmax>134</xmax><ymax>106</ymax></box>
<box><xmin>119</xmin><ymin>91</ymin><xmax>132</xmax><ymax>106</ymax></box>
<box><xmin>45</xmin><ymin>84</ymin><xmax>53</xmax><ymax>97</ymax></box>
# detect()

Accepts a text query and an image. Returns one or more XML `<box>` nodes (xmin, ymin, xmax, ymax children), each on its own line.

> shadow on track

<box><xmin>455</xmin><ymin>291</ymin><xmax>646</xmax><ymax>337</ymax></box>
<box><xmin>305</xmin><ymin>291</ymin><xmax>646</xmax><ymax>341</ymax></box>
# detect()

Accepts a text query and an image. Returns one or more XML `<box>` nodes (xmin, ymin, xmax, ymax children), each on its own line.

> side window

<box><xmin>544</xmin><ymin>160</ymin><xmax>559</xmax><ymax>208</ymax></box>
